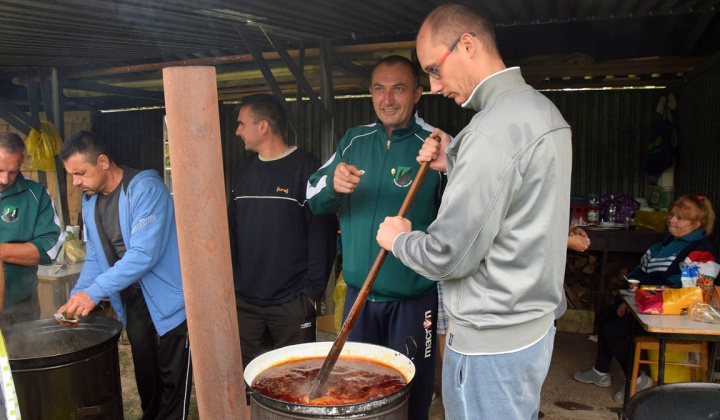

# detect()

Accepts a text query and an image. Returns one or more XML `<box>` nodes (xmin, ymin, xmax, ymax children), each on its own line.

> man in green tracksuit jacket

<box><xmin>0</xmin><ymin>131</ymin><xmax>62</xmax><ymax>329</ymax></box>
<box><xmin>306</xmin><ymin>56</ymin><xmax>444</xmax><ymax>420</ymax></box>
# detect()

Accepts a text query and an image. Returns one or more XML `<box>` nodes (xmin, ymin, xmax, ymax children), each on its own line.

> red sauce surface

<box><xmin>251</xmin><ymin>356</ymin><xmax>407</xmax><ymax>405</ymax></box>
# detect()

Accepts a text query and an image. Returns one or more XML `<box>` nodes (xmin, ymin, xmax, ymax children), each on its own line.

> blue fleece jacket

<box><xmin>70</xmin><ymin>169</ymin><xmax>186</xmax><ymax>336</ymax></box>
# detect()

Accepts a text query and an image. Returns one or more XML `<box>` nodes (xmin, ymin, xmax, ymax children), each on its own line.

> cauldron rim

<box><xmin>245</xmin><ymin>341</ymin><xmax>415</xmax><ymax>416</ymax></box>
<box><xmin>4</xmin><ymin>316</ymin><xmax>123</xmax><ymax>371</ymax></box>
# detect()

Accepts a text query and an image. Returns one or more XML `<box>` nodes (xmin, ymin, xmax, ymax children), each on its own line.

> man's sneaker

<box><xmin>573</xmin><ymin>368</ymin><xmax>612</xmax><ymax>388</ymax></box>
<box><xmin>614</xmin><ymin>372</ymin><xmax>654</xmax><ymax>403</ymax></box>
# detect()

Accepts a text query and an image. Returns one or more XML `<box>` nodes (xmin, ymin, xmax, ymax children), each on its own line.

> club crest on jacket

<box><xmin>1</xmin><ymin>205</ymin><xmax>18</xmax><ymax>223</ymax></box>
<box><xmin>393</xmin><ymin>166</ymin><xmax>414</xmax><ymax>187</ymax></box>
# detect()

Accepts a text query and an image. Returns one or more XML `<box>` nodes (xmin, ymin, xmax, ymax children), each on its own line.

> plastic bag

<box><xmin>680</xmin><ymin>263</ymin><xmax>700</xmax><ymax>288</ymax></box>
<box><xmin>636</xmin><ymin>287</ymin><xmax>703</xmax><ymax>315</ymax></box>
<box><xmin>636</xmin><ymin>289</ymin><xmax>664</xmax><ymax>314</ymax></box>
<box><xmin>25</xmin><ymin>121</ymin><xmax>63</xmax><ymax>171</ymax></box>
<box><xmin>333</xmin><ymin>271</ymin><xmax>346</xmax><ymax>334</ymax></box>
<box><xmin>689</xmin><ymin>301</ymin><xmax>720</xmax><ymax>324</ymax></box>
<box><xmin>662</xmin><ymin>287</ymin><xmax>703</xmax><ymax>314</ymax></box>
<box><xmin>63</xmin><ymin>232</ymin><xmax>86</xmax><ymax>263</ymax></box>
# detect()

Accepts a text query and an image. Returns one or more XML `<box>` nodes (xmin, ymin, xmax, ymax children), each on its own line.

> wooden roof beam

<box><xmin>63</xmin><ymin>80</ymin><xmax>165</xmax><ymax>101</ymax></box>
<box><xmin>62</xmin><ymin>42</ymin><xmax>416</xmax><ymax>80</ymax></box>
<box><xmin>263</xmin><ymin>29</ymin><xmax>331</xmax><ymax>119</ymax></box>
<box><xmin>332</xmin><ymin>56</ymin><xmax>372</xmax><ymax>81</ymax></box>
<box><xmin>235</xmin><ymin>24</ymin><xmax>296</xmax><ymax>130</ymax></box>
<box><xmin>681</xmin><ymin>12</ymin><xmax>715</xmax><ymax>56</ymax></box>
<box><xmin>519</xmin><ymin>57</ymin><xmax>702</xmax><ymax>79</ymax></box>
<box><xmin>0</xmin><ymin>96</ymin><xmax>41</xmax><ymax>134</ymax></box>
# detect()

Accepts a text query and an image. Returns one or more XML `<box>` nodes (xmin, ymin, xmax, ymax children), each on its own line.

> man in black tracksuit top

<box><xmin>228</xmin><ymin>94</ymin><xmax>337</xmax><ymax>368</ymax></box>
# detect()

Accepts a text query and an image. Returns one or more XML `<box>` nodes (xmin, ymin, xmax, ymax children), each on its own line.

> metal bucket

<box><xmin>244</xmin><ymin>341</ymin><xmax>415</xmax><ymax>419</ymax></box>
<box><xmin>4</xmin><ymin>316</ymin><xmax>124</xmax><ymax>419</ymax></box>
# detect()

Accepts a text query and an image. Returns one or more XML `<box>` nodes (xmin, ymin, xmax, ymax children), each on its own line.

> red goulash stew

<box><xmin>251</xmin><ymin>356</ymin><xmax>407</xmax><ymax>405</ymax></box>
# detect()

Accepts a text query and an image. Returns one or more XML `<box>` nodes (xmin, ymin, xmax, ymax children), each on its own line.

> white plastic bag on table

<box><xmin>680</xmin><ymin>263</ymin><xmax>700</xmax><ymax>288</ymax></box>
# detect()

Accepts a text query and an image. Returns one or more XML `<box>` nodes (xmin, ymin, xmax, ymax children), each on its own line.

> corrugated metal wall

<box><xmin>67</xmin><ymin>70</ymin><xmax>720</xmax><ymax>248</ymax></box>
<box><xmin>93</xmin><ymin>88</ymin><xmax>673</xmax><ymax>205</ymax></box>
<box><xmin>545</xmin><ymin>89</ymin><xmax>664</xmax><ymax>199</ymax></box>
<box><xmin>238</xmin><ymin>89</ymin><xmax>662</xmax><ymax>200</ymax></box>
<box><xmin>675</xmin><ymin>68</ymin><xmax>720</xmax><ymax>247</ymax></box>
<box><xmin>92</xmin><ymin>108</ymin><xmax>166</xmax><ymax>175</ymax></box>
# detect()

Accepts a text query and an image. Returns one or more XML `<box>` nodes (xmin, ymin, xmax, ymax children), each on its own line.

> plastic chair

<box><xmin>629</xmin><ymin>336</ymin><xmax>708</xmax><ymax>397</ymax></box>
<box><xmin>620</xmin><ymin>382</ymin><xmax>720</xmax><ymax>420</ymax></box>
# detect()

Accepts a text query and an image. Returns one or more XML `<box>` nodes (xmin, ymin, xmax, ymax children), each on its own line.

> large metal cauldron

<box><xmin>4</xmin><ymin>316</ymin><xmax>123</xmax><ymax>419</ymax></box>
<box><xmin>244</xmin><ymin>341</ymin><xmax>415</xmax><ymax>419</ymax></box>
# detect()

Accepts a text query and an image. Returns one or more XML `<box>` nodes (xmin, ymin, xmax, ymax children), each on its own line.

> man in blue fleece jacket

<box><xmin>57</xmin><ymin>131</ymin><xmax>192</xmax><ymax>420</ymax></box>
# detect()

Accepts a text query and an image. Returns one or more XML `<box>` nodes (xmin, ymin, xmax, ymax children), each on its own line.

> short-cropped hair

<box><xmin>240</xmin><ymin>94</ymin><xmax>288</xmax><ymax>137</ymax></box>
<box><xmin>0</xmin><ymin>131</ymin><xmax>26</xmax><ymax>158</ymax></box>
<box><xmin>60</xmin><ymin>130</ymin><xmax>115</xmax><ymax>163</ymax></box>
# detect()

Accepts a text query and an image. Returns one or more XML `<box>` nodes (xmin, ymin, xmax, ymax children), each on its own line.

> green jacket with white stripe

<box><xmin>0</xmin><ymin>173</ymin><xmax>62</xmax><ymax>305</ymax></box>
<box><xmin>307</xmin><ymin>115</ymin><xmax>444</xmax><ymax>302</ymax></box>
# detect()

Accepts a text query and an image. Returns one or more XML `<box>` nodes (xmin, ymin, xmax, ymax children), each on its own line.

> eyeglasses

<box><xmin>427</xmin><ymin>32</ymin><xmax>477</xmax><ymax>80</ymax></box>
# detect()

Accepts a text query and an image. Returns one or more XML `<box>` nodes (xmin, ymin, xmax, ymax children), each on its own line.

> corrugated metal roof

<box><xmin>1</xmin><ymin>0</ymin><xmax>719</xmax><ymax>109</ymax></box>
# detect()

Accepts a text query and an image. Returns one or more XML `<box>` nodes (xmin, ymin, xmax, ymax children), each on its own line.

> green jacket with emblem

<box><xmin>307</xmin><ymin>116</ymin><xmax>444</xmax><ymax>301</ymax></box>
<box><xmin>0</xmin><ymin>173</ymin><xmax>62</xmax><ymax>305</ymax></box>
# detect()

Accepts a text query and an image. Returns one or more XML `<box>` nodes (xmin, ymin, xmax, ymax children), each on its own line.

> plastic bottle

<box><xmin>586</xmin><ymin>193</ymin><xmax>599</xmax><ymax>226</ymax></box>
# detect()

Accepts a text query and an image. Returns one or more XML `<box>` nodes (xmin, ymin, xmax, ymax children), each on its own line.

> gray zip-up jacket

<box><xmin>392</xmin><ymin>67</ymin><xmax>572</xmax><ymax>354</ymax></box>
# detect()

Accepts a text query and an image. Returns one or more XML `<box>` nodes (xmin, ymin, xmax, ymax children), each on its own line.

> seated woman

<box><xmin>573</xmin><ymin>195</ymin><xmax>719</xmax><ymax>402</ymax></box>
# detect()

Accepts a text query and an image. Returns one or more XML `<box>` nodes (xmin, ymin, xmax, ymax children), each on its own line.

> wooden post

<box><xmin>319</xmin><ymin>39</ymin><xmax>336</xmax><ymax>162</ymax></box>
<box><xmin>162</xmin><ymin>66</ymin><xmax>247</xmax><ymax>419</ymax></box>
<box><xmin>50</xmin><ymin>67</ymin><xmax>68</xmax><ymax>229</ymax></box>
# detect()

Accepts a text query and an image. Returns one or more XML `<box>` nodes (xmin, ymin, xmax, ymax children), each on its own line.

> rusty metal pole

<box><xmin>162</xmin><ymin>66</ymin><xmax>246</xmax><ymax>419</ymax></box>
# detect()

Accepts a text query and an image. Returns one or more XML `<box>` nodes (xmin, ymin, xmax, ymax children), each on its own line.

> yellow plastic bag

<box><xmin>634</xmin><ymin>210</ymin><xmax>669</xmax><ymax>232</ymax></box>
<box><xmin>333</xmin><ymin>272</ymin><xmax>346</xmax><ymax>333</ymax></box>
<box><xmin>662</xmin><ymin>287</ymin><xmax>703</xmax><ymax>315</ymax></box>
<box><xmin>25</xmin><ymin>121</ymin><xmax>63</xmax><ymax>171</ymax></box>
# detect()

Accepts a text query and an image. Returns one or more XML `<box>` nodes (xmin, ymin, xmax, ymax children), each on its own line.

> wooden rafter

<box><xmin>235</xmin><ymin>23</ymin><xmax>296</xmax><ymax>130</ymax></box>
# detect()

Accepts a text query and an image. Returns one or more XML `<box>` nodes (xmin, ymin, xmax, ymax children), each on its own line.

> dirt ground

<box><xmin>119</xmin><ymin>330</ymin><xmax>623</xmax><ymax>419</ymax></box>
<box><xmin>119</xmin><ymin>344</ymin><xmax>200</xmax><ymax>419</ymax></box>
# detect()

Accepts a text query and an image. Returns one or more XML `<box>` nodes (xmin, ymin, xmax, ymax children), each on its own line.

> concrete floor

<box><xmin>538</xmin><ymin>331</ymin><xmax>624</xmax><ymax>419</ymax></box>
<box><xmin>120</xmin><ymin>330</ymin><xmax>624</xmax><ymax>419</ymax></box>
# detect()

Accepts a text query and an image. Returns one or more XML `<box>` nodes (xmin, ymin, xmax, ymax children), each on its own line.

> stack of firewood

<box><xmin>564</xmin><ymin>252</ymin><xmax>639</xmax><ymax>311</ymax></box>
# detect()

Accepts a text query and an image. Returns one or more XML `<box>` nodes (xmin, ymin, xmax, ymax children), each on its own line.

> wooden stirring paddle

<box><xmin>306</xmin><ymin>160</ymin><xmax>431</xmax><ymax>401</ymax></box>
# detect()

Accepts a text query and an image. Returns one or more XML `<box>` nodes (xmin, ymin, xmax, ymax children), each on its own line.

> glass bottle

<box><xmin>606</xmin><ymin>194</ymin><xmax>616</xmax><ymax>224</ymax></box>
<box><xmin>627</xmin><ymin>214</ymin><xmax>636</xmax><ymax>231</ymax></box>
<box><xmin>607</xmin><ymin>204</ymin><xmax>617</xmax><ymax>225</ymax></box>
